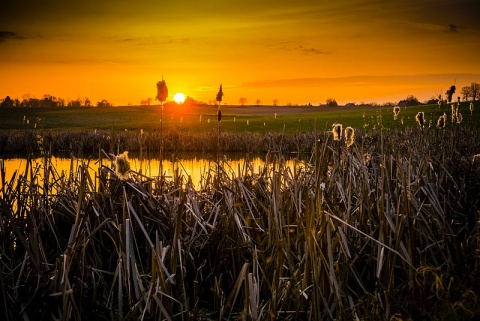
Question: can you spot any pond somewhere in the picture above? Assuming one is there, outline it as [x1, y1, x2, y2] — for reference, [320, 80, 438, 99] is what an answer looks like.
[0, 153, 309, 189]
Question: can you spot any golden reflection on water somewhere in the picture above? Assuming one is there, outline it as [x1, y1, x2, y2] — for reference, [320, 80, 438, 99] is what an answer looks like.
[1, 156, 303, 189]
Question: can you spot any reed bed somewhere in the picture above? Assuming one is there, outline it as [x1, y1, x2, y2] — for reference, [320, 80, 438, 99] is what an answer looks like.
[1, 126, 480, 320]
[0, 130, 318, 157]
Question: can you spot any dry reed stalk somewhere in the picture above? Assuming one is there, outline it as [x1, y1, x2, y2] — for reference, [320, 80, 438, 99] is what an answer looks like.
[1, 126, 480, 320]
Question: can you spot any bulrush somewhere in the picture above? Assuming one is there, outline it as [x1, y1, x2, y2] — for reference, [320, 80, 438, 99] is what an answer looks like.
[156, 79, 168, 103]
[393, 106, 400, 120]
[344, 126, 355, 147]
[473, 154, 480, 163]
[363, 152, 372, 168]
[457, 112, 463, 124]
[470, 102, 474, 115]
[451, 104, 458, 123]
[216, 84, 223, 103]
[332, 123, 343, 141]
[415, 112, 425, 129]
[114, 151, 130, 180]
[437, 113, 447, 128]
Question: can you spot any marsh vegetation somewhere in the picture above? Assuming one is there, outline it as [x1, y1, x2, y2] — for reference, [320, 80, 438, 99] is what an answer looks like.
[1, 123, 479, 320]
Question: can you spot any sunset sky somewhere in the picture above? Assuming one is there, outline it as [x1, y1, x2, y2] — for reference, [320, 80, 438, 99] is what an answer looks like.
[1, 0, 480, 106]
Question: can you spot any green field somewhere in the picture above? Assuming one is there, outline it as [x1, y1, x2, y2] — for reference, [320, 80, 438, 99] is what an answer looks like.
[1, 102, 478, 133]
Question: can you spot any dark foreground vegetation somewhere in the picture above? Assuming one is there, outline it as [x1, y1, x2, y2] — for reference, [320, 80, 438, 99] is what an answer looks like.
[1, 125, 480, 320]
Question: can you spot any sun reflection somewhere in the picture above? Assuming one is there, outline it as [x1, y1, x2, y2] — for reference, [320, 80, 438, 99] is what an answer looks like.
[1, 156, 302, 189]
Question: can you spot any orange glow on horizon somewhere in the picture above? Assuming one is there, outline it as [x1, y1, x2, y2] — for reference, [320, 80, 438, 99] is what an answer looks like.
[0, 1, 479, 106]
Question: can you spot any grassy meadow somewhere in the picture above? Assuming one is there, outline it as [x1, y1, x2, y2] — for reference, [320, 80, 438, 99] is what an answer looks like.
[1, 102, 480, 320]
[1, 102, 479, 133]
[0, 102, 479, 157]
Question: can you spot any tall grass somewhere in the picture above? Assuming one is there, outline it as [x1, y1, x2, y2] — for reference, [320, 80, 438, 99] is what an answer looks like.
[1, 126, 480, 320]
[0, 130, 318, 157]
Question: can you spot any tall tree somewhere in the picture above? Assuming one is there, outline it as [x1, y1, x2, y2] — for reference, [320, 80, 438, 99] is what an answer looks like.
[470, 82, 480, 101]
[326, 98, 338, 107]
[239, 97, 247, 106]
[0, 96, 13, 108]
[461, 86, 471, 101]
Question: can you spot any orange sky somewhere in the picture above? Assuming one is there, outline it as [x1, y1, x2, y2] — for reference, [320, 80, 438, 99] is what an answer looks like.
[1, 0, 480, 106]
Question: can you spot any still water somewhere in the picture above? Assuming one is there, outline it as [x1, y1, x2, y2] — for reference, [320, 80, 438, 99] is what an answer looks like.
[1, 155, 306, 188]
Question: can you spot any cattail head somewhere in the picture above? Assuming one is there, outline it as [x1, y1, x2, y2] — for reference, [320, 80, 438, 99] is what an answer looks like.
[114, 151, 130, 180]
[363, 152, 372, 168]
[156, 79, 168, 103]
[415, 112, 425, 129]
[344, 126, 355, 147]
[437, 113, 446, 128]
[456, 112, 463, 124]
[446, 85, 456, 102]
[332, 123, 342, 141]
[216, 84, 223, 103]
[473, 154, 480, 164]
[393, 106, 400, 120]
[470, 102, 474, 115]
[217, 108, 222, 122]
[451, 106, 457, 123]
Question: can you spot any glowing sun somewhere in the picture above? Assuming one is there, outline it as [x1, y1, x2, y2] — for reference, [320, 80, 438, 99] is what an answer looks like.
[173, 93, 186, 104]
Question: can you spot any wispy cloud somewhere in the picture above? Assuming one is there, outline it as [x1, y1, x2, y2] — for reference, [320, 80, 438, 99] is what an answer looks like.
[268, 41, 330, 55]
[0, 31, 27, 42]
[242, 74, 480, 89]
[115, 36, 190, 47]
[299, 46, 329, 55]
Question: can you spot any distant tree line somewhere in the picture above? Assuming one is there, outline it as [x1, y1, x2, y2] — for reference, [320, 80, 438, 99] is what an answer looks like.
[0, 94, 112, 108]
[2, 82, 479, 109]
[460, 83, 480, 102]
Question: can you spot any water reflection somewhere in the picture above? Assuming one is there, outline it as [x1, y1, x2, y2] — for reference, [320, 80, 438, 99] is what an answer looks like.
[1, 154, 307, 188]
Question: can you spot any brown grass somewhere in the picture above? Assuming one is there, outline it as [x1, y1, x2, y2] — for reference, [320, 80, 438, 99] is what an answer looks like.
[1, 126, 480, 320]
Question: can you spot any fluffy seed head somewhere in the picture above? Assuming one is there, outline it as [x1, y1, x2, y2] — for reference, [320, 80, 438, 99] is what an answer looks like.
[363, 153, 372, 168]
[115, 151, 130, 180]
[456, 112, 463, 124]
[437, 113, 446, 128]
[473, 154, 480, 163]
[344, 126, 355, 147]
[393, 106, 400, 120]
[332, 123, 343, 141]
[415, 112, 425, 129]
